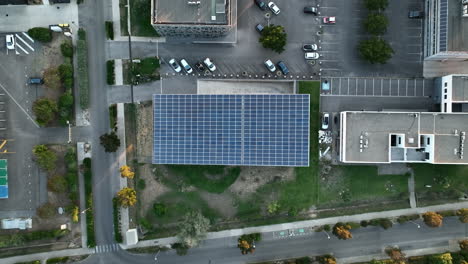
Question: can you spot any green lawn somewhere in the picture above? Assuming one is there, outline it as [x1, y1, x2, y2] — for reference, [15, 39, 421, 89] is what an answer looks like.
[166, 165, 241, 194]
[319, 166, 409, 205]
[130, 0, 159, 37]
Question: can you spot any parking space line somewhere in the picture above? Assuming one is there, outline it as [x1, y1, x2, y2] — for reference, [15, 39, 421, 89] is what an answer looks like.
[355, 78, 357, 95]
[373, 78, 375, 96]
[15, 43, 29, 54]
[406, 79, 408, 96]
[364, 79, 366, 96]
[389, 79, 392, 95]
[397, 79, 400, 96]
[423, 79, 425, 96]
[381, 79, 383, 95]
[331, 78, 334, 94]
[22, 32, 34, 42]
[339, 78, 342, 95]
[347, 78, 350, 95]
[15, 34, 34, 51]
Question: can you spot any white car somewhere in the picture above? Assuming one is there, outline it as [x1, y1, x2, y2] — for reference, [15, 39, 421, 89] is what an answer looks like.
[264, 59, 276, 72]
[169, 58, 182, 73]
[5, 35, 15, 50]
[180, 59, 193, 74]
[305, 52, 320, 60]
[322, 113, 329, 130]
[268, 2, 280, 15]
[203, 58, 216, 72]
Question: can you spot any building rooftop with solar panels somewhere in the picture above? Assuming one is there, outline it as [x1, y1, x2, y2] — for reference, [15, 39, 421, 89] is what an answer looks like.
[0, 160, 8, 199]
[424, 0, 468, 60]
[153, 94, 310, 167]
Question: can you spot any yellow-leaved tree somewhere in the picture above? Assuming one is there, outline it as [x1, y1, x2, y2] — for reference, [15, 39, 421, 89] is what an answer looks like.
[116, 187, 137, 207]
[119, 165, 135, 179]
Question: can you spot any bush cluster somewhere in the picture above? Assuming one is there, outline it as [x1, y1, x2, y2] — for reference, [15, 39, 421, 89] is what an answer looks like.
[107, 60, 115, 85]
[0, 229, 68, 248]
[60, 41, 73, 58]
[105, 21, 114, 40]
[83, 157, 95, 247]
[27, 27, 52, 42]
[112, 197, 123, 243]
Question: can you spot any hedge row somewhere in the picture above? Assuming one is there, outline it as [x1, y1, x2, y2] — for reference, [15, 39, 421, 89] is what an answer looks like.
[83, 157, 95, 247]
[77, 29, 89, 109]
[105, 21, 114, 40]
[107, 60, 115, 85]
[0, 229, 68, 248]
[113, 197, 123, 243]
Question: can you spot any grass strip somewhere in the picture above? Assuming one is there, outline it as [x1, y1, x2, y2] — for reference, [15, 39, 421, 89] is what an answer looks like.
[83, 158, 95, 247]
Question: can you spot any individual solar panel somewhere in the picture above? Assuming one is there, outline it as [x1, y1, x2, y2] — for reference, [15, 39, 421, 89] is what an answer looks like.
[439, 0, 448, 52]
[153, 94, 310, 166]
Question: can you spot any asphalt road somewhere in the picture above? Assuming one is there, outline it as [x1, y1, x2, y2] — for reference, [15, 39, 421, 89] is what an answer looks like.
[78, 217, 467, 264]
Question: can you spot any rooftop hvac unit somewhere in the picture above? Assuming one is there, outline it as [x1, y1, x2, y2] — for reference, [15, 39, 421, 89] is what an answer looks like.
[408, 137, 415, 144]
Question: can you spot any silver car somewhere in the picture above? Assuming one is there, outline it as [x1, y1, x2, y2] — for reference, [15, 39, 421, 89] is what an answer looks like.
[169, 58, 182, 73]
[268, 2, 280, 15]
[5, 35, 15, 50]
[264, 59, 276, 72]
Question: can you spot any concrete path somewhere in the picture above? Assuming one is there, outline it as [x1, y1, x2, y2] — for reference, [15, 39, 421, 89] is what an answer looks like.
[116, 103, 129, 242]
[408, 173, 417, 208]
[126, 200, 468, 249]
[2, 248, 94, 264]
[114, 59, 123, 85]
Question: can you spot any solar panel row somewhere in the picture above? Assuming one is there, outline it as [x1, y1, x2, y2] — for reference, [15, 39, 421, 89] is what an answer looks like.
[439, 0, 448, 52]
[153, 94, 310, 167]
[0, 159, 7, 199]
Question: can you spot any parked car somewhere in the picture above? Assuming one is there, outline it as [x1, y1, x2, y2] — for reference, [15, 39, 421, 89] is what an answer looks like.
[169, 58, 182, 73]
[323, 16, 336, 24]
[5, 35, 14, 50]
[303, 44, 318, 51]
[255, 0, 267, 10]
[305, 52, 319, 60]
[204, 58, 216, 72]
[408, 10, 424, 18]
[268, 2, 280, 15]
[28, 77, 44, 85]
[180, 59, 193, 74]
[322, 113, 329, 130]
[256, 24, 265, 33]
[264, 59, 276, 72]
[303, 6, 318, 15]
[277, 61, 289, 75]
[195, 62, 206, 72]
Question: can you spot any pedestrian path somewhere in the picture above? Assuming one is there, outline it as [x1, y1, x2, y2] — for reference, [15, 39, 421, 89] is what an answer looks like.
[94, 244, 121, 254]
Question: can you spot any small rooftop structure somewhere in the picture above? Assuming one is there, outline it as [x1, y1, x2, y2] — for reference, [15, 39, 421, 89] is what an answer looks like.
[340, 111, 468, 164]
[125, 229, 138, 246]
[1, 218, 32, 230]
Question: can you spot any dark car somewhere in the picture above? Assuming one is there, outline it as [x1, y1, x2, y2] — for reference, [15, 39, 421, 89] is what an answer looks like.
[255, 0, 267, 10]
[28, 77, 44, 85]
[255, 23, 264, 33]
[277, 61, 289, 75]
[195, 62, 206, 72]
[408, 10, 424, 18]
[303, 6, 318, 15]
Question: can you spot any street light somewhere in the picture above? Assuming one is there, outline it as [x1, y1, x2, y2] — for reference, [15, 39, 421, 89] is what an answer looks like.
[323, 230, 331, 239]
[154, 249, 160, 262]
[81, 208, 91, 214]
[409, 220, 421, 228]
[66, 120, 72, 144]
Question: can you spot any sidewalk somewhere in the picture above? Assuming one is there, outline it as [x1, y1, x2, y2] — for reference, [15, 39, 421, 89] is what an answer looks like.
[116, 103, 129, 242]
[2, 248, 94, 264]
[77, 142, 92, 248]
[125, 201, 468, 249]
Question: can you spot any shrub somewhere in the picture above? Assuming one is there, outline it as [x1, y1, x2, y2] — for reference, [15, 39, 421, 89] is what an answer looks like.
[109, 104, 117, 129]
[423, 212, 443, 227]
[360, 220, 369, 227]
[112, 197, 123, 243]
[153, 203, 167, 216]
[116, 187, 137, 207]
[44, 67, 62, 90]
[37, 202, 56, 218]
[397, 214, 420, 224]
[107, 60, 115, 85]
[27, 27, 52, 42]
[105, 21, 114, 40]
[459, 240, 468, 251]
[332, 223, 352, 240]
[100, 132, 121, 152]
[60, 41, 73, 58]
[58, 63, 74, 90]
[323, 224, 331, 232]
[379, 218, 393, 229]
[296, 257, 312, 264]
[47, 175, 67, 193]
[33, 98, 58, 126]
[32, 144, 57, 171]
[137, 179, 146, 190]
[78, 28, 86, 40]
[456, 209, 468, 223]
[46, 257, 69, 264]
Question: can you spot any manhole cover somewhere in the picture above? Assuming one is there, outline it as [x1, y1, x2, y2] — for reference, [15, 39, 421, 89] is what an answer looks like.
[309, 60, 316, 65]
[276, 71, 281, 76]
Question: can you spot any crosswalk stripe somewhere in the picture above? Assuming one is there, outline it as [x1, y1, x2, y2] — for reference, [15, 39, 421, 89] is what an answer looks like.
[15, 34, 34, 51]
[94, 244, 121, 254]
[15, 43, 29, 54]
[22, 32, 34, 43]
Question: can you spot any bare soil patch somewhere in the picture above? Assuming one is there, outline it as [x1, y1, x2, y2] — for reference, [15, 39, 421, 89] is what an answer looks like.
[137, 164, 170, 216]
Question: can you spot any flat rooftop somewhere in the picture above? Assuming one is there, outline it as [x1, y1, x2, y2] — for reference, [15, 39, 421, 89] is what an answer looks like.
[447, 0, 468, 51]
[342, 112, 468, 164]
[153, 0, 228, 24]
[452, 75, 468, 102]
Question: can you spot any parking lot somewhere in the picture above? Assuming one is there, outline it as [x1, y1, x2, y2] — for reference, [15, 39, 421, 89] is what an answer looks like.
[322, 77, 433, 97]
[119, 0, 426, 79]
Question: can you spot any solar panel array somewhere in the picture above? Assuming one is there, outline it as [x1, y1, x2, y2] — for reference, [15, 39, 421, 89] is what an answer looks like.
[439, 0, 448, 52]
[153, 94, 310, 166]
[0, 160, 8, 199]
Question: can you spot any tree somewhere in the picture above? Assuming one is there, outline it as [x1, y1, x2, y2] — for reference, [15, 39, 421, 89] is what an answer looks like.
[267, 201, 280, 214]
[37, 202, 56, 218]
[456, 208, 468, 223]
[32, 145, 57, 171]
[27, 27, 52, 42]
[33, 98, 58, 126]
[178, 211, 210, 248]
[58, 63, 74, 90]
[364, 0, 388, 10]
[259, 25, 287, 53]
[116, 187, 137, 207]
[47, 175, 67, 193]
[385, 247, 406, 264]
[71, 206, 79, 223]
[459, 240, 468, 251]
[423, 212, 443, 227]
[332, 223, 352, 240]
[153, 202, 167, 216]
[363, 13, 388, 35]
[99, 132, 121, 152]
[428, 253, 453, 264]
[318, 255, 337, 264]
[44, 67, 62, 90]
[60, 41, 74, 58]
[120, 165, 135, 179]
[358, 37, 394, 64]
[237, 234, 262, 254]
